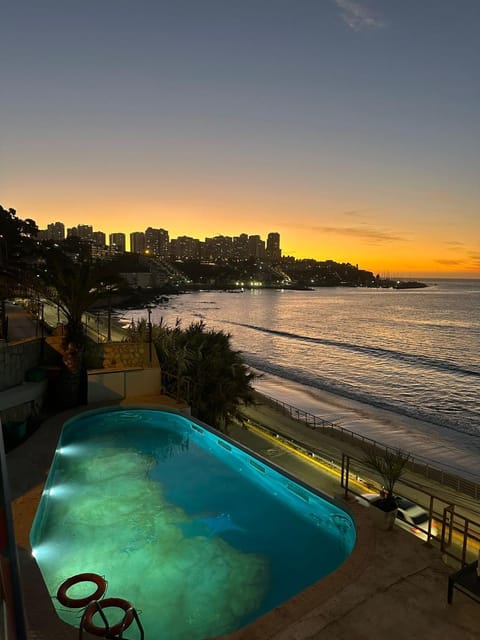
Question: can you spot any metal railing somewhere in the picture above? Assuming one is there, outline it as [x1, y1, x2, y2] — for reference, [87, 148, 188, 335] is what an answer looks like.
[340, 452, 480, 568]
[260, 393, 480, 500]
[441, 505, 480, 567]
[242, 414, 479, 565]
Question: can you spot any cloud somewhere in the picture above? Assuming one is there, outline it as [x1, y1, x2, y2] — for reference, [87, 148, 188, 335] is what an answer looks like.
[334, 0, 386, 31]
[342, 209, 371, 217]
[444, 241, 466, 248]
[282, 222, 405, 244]
[468, 252, 480, 269]
[435, 259, 466, 266]
[436, 250, 480, 271]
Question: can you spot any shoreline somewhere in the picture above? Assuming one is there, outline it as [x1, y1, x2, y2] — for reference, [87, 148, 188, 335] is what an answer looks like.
[110, 309, 479, 480]
[251, 371, 480, 482]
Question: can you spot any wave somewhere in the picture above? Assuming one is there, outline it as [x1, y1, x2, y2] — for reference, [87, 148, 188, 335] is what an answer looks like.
[244, 353, 480, 440]
[226, 321, 480, 378]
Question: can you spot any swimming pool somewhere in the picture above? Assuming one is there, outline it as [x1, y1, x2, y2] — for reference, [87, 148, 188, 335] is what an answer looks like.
[30, 407, 356, 640]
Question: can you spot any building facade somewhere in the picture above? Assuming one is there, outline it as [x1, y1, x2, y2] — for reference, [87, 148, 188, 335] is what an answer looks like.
[145, 227, 169, 257]
[109, 233, 126, 253]
[130, 232, 146, 255]
[266, 232, 281, 263]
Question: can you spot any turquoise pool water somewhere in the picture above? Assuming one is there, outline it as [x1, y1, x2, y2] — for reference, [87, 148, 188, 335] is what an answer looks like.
[30, 408, 356, 640]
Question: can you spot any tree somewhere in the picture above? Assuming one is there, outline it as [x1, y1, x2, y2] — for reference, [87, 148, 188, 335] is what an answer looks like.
[363, 445, 411, 511]
[0, 205, 38, 338]
[126, 319, 256, 430]
[0, 205, 38, 267]
[35, 245, 121, 406]
[181, 321, 256, 430]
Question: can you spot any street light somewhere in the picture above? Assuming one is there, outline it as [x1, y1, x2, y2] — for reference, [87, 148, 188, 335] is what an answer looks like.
[35, 294, 40, 337]
[0, 234, 8, 266]
[147, 307, 152, 363]
[40, 302, 45, 360]
[107, 287, 112, 342]
[103, 283, 118, 342]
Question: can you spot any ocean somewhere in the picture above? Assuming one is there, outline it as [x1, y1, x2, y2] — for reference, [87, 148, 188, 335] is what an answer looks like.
[118, 279, 480, 481]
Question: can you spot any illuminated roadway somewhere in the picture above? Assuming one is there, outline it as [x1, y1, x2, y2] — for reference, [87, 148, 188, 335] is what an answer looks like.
[228, 420, 480, 556]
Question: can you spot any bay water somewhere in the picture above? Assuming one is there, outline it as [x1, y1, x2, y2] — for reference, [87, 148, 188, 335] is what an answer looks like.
[118, 279, 480, 480]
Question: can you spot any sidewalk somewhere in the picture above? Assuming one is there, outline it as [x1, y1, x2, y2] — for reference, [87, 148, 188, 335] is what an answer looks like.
[3, 302, 38, 341]
[240, 393, 480, 523]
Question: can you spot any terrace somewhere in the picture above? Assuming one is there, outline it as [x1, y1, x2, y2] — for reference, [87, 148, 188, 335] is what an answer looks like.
[2, 304, 479, 639]
[5, 401, 480, 640]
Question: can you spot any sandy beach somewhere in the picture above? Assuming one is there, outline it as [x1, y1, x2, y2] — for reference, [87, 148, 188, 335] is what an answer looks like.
[253, 371, 480, 483]
[111, 307, 480, 481]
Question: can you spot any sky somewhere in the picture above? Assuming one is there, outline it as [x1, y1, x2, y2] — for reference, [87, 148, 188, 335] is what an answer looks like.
[1, 0, 479, 278]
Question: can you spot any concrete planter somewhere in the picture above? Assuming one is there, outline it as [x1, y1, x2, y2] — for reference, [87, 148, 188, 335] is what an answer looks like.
[370, 505, 398, 531]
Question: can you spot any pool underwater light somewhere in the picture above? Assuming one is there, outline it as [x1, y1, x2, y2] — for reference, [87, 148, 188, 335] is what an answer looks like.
[43, 484, 75, 500]
[57, 445, 85, 457]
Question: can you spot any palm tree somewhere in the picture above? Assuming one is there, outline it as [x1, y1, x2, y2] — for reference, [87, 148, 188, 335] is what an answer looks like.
[36, 247, 120, 406]
[182, 322, 255, 430]
[363, 445, 411, 511]
[127, 319, 256, 430]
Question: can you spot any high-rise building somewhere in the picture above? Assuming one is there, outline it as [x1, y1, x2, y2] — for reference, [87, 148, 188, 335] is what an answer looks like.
[170, 236, 201, 260]
[109, 233, 126, 253]
[77, 225, 94, 240]
[248, 235, 265, 260]
[202, 235, 233, 261]
[266, 232, 281, 263]
[130, 231, 146, 254]
[145, 227, 169, 257]
[92, 231, 106, 247]
[232, 234, 249, 260]
[46, 222, 65, 241]
[67, 225, 93, 240]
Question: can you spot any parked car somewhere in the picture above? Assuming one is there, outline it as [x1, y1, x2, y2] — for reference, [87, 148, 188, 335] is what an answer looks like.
[394, 496, 438, 540]
[356, 493, 438, 541]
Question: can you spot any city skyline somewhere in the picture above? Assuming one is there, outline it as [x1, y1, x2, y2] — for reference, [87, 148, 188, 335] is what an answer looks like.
[2, 1, 479, 278]
[39, 220, 283, 262]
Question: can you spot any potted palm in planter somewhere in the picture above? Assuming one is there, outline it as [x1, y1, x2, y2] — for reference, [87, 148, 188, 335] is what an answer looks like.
[362, 445, 411, 530]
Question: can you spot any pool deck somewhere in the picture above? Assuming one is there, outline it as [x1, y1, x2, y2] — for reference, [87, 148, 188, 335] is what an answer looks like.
[8, 401, 480, 640]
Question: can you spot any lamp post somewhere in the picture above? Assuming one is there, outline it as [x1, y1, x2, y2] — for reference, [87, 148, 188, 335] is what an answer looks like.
[107, 286, 112, 342]
[40, 302, 45, 360]
[35, 294, 40, 337]
[0, 234, 7, 265]
[147, 307, 152, 363]
[104, 283, 118, 342]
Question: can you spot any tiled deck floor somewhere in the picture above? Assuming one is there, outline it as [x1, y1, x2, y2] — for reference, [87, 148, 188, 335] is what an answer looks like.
[8, 402, 480, 640]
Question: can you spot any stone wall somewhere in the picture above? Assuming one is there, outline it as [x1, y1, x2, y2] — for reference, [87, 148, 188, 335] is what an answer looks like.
[87, 342, 162, 403]
[102, 342, 158, 369]
[0, 338, 41, 391]
[47, 337, 158, 371]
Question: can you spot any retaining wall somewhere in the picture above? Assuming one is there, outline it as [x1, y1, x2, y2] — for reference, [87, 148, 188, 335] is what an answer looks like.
[88, 367, 162, 403]
[0, 339, 41, 391]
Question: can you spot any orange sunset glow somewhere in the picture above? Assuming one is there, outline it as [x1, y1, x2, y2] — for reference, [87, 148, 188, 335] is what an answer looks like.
[2, 1, 479, 279]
